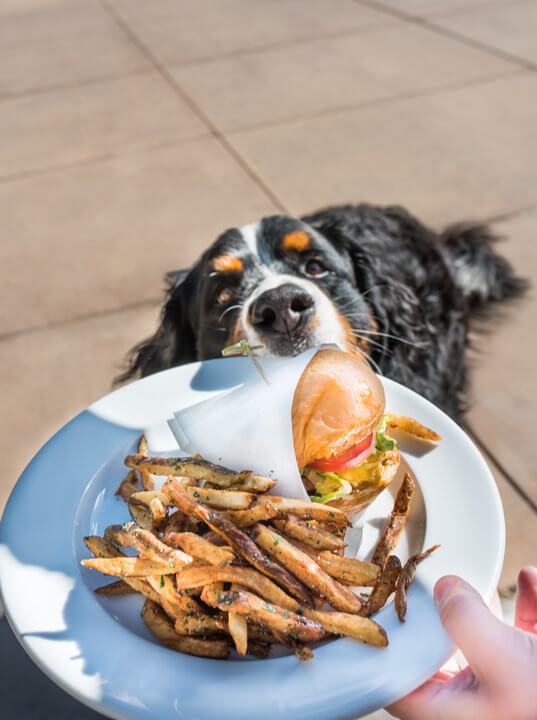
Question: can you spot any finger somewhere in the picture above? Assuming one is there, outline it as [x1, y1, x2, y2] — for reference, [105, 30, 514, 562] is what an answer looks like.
[515, 566, 537, 634]
[386, 672, 484, 720]
[434, 575, 527, 687]
[386, 678, 445, 720]
[488, 590, 503, 621]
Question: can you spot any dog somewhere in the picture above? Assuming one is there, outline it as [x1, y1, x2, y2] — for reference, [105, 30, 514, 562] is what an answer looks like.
[118, 204, 526, 420]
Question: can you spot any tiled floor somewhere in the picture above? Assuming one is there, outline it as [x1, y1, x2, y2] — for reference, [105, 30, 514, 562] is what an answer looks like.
[1, 0, 536, 717]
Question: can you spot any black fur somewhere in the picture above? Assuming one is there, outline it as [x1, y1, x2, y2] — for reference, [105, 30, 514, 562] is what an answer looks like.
[117, 204, 526, 420]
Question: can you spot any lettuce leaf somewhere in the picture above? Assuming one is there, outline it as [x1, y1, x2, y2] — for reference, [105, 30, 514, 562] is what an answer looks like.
[309, 470, 352, 504]
[376, 415, 396, 452]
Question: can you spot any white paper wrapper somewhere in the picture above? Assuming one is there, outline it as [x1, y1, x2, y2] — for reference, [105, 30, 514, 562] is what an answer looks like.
[169, 346, 323, 500]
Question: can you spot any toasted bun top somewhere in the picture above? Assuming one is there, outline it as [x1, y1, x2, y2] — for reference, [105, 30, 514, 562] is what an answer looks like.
[292, 348, 385, 469]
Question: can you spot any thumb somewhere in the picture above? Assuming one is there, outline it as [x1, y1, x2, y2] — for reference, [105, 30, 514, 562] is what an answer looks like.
[515, 566, 537, 634]
[434, 575, 523, 687]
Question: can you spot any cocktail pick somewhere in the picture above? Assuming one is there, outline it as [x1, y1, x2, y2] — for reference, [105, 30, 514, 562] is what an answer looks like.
[222, 339, 270, 385]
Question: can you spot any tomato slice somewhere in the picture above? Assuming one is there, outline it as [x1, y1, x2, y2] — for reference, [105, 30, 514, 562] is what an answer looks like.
[308, 432, 375, 473]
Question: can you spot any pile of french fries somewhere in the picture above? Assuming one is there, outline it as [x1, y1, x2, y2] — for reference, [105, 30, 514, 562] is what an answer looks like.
[82, 433, 438, 661]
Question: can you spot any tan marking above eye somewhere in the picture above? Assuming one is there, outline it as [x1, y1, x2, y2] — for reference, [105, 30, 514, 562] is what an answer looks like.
[282, 230, 310, 252]
[212, 255, 243, 273]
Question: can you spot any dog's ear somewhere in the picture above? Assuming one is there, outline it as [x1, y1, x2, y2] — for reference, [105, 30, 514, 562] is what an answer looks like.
[115, 266, 198, 384]
[439, 223, 527, 308]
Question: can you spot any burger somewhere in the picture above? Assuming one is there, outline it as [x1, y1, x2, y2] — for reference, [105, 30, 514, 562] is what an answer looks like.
[292, 348, 400, 516]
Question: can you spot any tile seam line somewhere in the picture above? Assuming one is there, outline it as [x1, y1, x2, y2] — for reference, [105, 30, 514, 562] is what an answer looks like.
[0, 299, 162, 343]
[464, 423, 537, 515]
[99, 0, 288, 215]
[353, 0, 537, 71]
[222, 67, 526, 137]
[3, 202, 536, 342]
[0, 66, 154, 104]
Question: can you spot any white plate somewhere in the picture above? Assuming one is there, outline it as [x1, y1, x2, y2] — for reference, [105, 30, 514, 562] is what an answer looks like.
[0, 358, 504, 720]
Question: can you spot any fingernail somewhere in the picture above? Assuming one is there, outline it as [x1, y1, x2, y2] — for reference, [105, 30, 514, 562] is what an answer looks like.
[434, 575, 460, 608]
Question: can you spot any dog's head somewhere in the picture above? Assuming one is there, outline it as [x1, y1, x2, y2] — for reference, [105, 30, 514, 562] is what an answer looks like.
[122, 213, 383, 379]
[193, 215, 376, 359]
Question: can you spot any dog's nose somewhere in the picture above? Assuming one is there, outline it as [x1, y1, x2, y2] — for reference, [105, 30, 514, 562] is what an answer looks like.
[249, 284, 314, 335]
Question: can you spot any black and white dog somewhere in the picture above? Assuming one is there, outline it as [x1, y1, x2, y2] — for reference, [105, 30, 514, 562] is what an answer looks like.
[119, 204, 525, 420]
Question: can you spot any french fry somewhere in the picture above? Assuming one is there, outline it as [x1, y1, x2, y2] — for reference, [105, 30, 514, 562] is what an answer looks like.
[258, 496, 350, 530]
[138, 435, 149, 456]
[202, 530, 227, 546]
[83, 536, 162, 603]
[146, 572, 204, 617]
[306, 609, 387, 646]
[187, 486, 254, 510]
[94, 579, 136, 596]
[227, 475, 277, 493]
[122, 525, 194, 570]
[137, 434, 155, 491]
[250, 524, 362, 614]
[202, 587, 324, 643]
[371, 474, 415, 569]
[164, 480, 312, 606]
[163, 511, 187, 534]
[162, 531, 236, 568]
[84, 534, 123, 558]
[272, 514, 347, 552]
[289, 641, 314, 661]
[385, 414, 441, 442]
[366, 555, 402, 616]
[141, 600, 229, 659]
[128, 503, 155, 531]
[114, 475, 154, 530]
[175, 565, 300, 612]
[174, 611, 226, 637]
[395, 545, 440, 623]
[149, 497, 167, 520]
[246, 624, 279, 644]
[133, 487, 255, 512]
[82, 557, 181, 577]
[228, 583, 248, 656]
[223, 501, 279, 528]
[125, 454, 252, 485]
[115, 470, 139, 499]
[247, 641, 272, 658]
[313, 552, 379, 587]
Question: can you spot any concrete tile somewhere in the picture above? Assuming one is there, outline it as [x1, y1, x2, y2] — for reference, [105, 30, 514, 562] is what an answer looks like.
[0, 305, 159, 517]
[0, 0, 148, 97]
[229, 72, 537, 225]
[467, 208, 537, 506]
[110, 0, 389, 66]
[366, 0, 506, 18]
[172, 21, 513, 131]
[0, 72, 208, 179]
[494, 466, 537, 590]
[438, 1, 537, 66]
[0, 137, 278, 335]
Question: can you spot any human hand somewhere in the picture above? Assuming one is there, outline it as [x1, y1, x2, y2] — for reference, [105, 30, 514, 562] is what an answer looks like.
[387, 566, 537, 720]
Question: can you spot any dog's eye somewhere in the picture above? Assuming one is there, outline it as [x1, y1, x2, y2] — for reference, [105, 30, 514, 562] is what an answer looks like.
[304, 258, 327, 277]
[216, 287, 236, 305]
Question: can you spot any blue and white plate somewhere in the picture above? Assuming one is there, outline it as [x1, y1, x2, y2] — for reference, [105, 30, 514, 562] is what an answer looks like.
[0, 358, 504, 720]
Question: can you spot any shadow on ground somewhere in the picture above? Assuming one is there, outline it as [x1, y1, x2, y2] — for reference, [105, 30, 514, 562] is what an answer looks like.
[1, 617, 105, 720]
